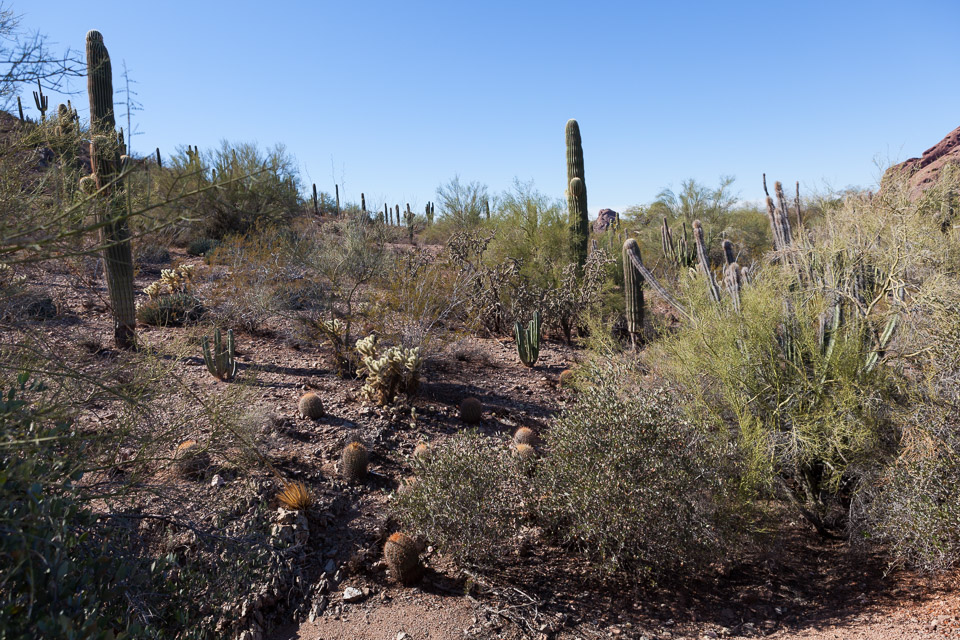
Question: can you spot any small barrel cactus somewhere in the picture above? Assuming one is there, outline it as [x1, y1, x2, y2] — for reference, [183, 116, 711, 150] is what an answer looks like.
[460, 397, 482, 424]
[513, 443, 536, 460]
[513, 427, 538, 446]
[341, 441, 369, 483]
[397, 476, 418, 496]
[559, 369, 575, 388]
[173, 439, 209, 479]
[384, 532, 422, 585]
[413, 442, 431, 465]
[298, 392, 324, 419]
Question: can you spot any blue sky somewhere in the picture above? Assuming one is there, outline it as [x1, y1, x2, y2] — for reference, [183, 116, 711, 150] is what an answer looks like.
[23, 0, 960, 215]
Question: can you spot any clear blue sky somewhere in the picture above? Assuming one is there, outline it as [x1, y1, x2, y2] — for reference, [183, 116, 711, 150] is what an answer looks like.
[22, 0, 960, 215]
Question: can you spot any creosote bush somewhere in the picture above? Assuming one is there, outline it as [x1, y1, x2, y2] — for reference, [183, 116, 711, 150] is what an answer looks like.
[393, 430, 529, 566]
[537, 356, 749, 580]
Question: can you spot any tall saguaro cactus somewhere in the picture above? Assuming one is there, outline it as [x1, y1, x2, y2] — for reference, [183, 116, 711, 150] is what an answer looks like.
[87, 30, 136, 349]
[566, 119, 589, 272]
[622, 238, 645, 350]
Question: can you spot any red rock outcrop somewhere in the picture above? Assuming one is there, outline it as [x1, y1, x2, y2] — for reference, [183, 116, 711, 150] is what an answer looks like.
[884, 125, 960, 198]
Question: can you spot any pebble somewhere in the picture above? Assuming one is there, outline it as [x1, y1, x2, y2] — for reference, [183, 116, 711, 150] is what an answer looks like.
[210, 474, 225, 488]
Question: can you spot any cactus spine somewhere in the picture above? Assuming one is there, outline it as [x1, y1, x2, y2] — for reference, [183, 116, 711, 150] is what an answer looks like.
[622, 238, 645, 349]
[566, 119, 588, 272]
[513, 311, 541, 367]
[87, 30, 136, 349]
[202, 328, 237, 380]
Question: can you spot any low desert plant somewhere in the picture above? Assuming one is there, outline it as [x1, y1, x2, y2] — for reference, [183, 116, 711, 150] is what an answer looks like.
[459, 396, 482, 424]
[341, 441, 369, 483]
[201, 328, 237, 381]
[277, 481, 313, 511]
[537, 356, 749, 580]
[356, 335, 421, 405]
[298, 392, 324, 419]
[383, 532, 422, 585]
[393, 430, 528, 566]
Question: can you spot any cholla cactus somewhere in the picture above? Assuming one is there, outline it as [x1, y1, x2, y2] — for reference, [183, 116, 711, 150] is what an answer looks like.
[143, 264, 195, 300]
[356, 335, 422, 405]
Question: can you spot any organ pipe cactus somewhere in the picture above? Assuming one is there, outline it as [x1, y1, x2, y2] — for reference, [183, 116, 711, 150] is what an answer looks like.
[566, 119, 589, 272]
[692, 220, 722, 303]
[622, 239, 645, 349]
[514, 311, 541, 367]
[202, 328, 237, 381]
[87, 30, 137, 349]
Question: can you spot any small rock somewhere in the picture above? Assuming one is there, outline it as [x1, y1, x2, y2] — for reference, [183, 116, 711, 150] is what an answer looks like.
[342, 586, 363, 603]
[397, 633, 412, 640]
[211, 474, 225, 488]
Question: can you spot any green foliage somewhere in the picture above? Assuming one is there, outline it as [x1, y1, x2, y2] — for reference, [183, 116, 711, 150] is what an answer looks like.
[513, 310, 540, 367]
[565, 119, 588, 271]
[537, 357, 748, 580]
[393, 430, 528, 566]
[136, 292, 204, 326]
[201, 328, 236, 381]
[435, 175, 489, 228]
[186, 237, 218, 257]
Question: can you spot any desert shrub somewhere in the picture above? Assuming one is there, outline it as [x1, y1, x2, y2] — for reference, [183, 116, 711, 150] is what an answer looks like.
[370, 245, 478, 356]
[287, 215, 387, 371]
[206, 227, 326, 333]
[435, 175, 490, 228]
[648, 167, 960, 540]
[537, 356, 748, 580]
[186, 236, 218, 257]
[852, 405, 960, 572]
[393, 430, 529, 566]
[136, 292, 204, 326]
[136, 242, 171, 265]
[154, 141, 301, 242]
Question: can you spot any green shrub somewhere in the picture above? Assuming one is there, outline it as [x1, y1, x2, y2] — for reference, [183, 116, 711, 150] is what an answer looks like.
[186, 236, 218, 257]
[136, 292, 204, 326]
[537, 356, 748, 580]
[393, 430, 529, 566]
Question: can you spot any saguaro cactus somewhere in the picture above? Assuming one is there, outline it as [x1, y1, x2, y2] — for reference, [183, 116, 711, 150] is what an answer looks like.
[312, 183, 319, 216]
[566, 119, 588, 272]
[16, 96, 24, 122]
[335, 184, 340, 217]
[33, 79, 48, 121]
[87, 30, 136, 349]
[622, 238, 645, 349]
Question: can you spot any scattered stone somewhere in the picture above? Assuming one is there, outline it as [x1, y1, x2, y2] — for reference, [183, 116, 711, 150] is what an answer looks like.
[342, 586, 363, 603]
[210, 474, 225, 488]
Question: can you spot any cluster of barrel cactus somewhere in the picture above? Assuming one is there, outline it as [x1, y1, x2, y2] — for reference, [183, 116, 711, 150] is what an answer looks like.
[356, 335, 422, 405]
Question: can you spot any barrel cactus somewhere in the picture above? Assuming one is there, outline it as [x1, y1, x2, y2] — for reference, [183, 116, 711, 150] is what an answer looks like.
[513, 427, 538, 446]
[384, 532, 422, 585]
[173, 439, 210, 479]
[341, 441, 369, 483]
[298, 392, 325, 419]
[460, 397, 482, 424]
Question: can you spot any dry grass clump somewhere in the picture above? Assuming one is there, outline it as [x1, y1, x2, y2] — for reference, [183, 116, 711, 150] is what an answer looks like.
[277, 481, 313, 511]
